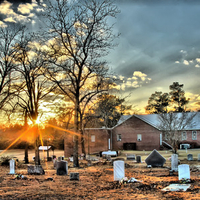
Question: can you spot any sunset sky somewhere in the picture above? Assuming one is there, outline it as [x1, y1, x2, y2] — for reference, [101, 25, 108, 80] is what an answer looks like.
[1, 0, 200, 115]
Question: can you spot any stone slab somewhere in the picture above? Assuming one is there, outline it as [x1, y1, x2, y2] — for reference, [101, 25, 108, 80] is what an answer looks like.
[162, 184, 191, 192]
[27, 165, 45, 175]
[145, 149, 166, 167]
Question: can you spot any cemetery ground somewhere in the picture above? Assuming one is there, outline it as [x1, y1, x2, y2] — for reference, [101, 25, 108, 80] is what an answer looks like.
[0, 149, 200, 199]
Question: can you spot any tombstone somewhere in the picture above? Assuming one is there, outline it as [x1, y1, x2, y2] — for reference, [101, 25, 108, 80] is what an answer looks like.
[47, 157, 52, 161]
[136, 155, 141, 163]
[53, 158, 57, 169]
[187, 154, 193, 161]
[58, 156, 64, 161]
[113, 160, 125, 181]
[171, 154, 178, 172]
[56, 161, 68, 175]
[198, 154, 200, 161]
[162, 184, 191, 192]
[69, 157, 73, 162]
[145, 149, 166, 167]
[178, 164, 190, 180]
[126, 154, 135, 160]
[70, 172, 79, 180]
[28, 165, 45, 175]
[9, 159, 15, 174]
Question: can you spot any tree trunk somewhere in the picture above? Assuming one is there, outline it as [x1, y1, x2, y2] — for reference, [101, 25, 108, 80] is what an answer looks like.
[24, 109, 29, 164]
[24, 142, 29, 164]
[34, 125, 40, 166]
[80, 115, 86, 159]
[73, 100, 79, 167]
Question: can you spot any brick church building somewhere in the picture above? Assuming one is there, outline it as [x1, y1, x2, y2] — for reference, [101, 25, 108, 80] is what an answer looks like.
[64, 113, 200, 157]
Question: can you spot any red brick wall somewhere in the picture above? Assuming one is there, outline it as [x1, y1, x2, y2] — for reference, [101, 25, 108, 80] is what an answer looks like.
[112, 116, 161, 151]
[179, 130, 200, 147]
[64, 129, 110, 156]
[84, 129, 110, 154]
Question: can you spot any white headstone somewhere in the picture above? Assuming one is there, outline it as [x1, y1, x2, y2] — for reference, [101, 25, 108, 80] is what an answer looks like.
[178, 164, 190, 180]
[113, 160, 125, 181]
[171, 154, 178, 171]
[9, 159, 15, 174]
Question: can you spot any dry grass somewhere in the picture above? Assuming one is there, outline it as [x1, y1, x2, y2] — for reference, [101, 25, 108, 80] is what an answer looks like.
[0, 149, 199, 199]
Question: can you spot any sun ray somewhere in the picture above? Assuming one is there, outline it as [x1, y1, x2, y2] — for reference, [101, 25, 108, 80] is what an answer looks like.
[0, 126, 34, 156]
[46, 124, 85, 138]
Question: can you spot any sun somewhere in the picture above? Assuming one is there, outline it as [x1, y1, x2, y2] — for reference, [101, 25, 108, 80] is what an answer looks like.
[36, 117, 41, 125]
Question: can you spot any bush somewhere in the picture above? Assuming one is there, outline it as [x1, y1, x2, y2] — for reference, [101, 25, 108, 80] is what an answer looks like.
[0, 156, 12, 166]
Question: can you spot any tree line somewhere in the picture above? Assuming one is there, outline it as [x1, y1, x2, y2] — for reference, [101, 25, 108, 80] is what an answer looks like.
[145, 82, 189, 114]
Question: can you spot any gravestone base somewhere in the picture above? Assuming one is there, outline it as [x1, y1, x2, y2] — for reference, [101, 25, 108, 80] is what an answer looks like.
[28, 165, 45, 175]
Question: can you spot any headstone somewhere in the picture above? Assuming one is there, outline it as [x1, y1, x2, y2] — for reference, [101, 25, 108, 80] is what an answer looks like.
[178, 164, 190, 180]
[187, 154, 193, 161]
[47, 157, 52, 161]
[9, 159, 15, 174]
[113, 160, 125, 181]
[145, 149, 166, 167]
[126, 154, 135, 160]
[28, 165, 45, 175]
[53, 158, 57, 169]
[198, 154, 200, 161]
[70, 172, 79, 180]
[136, 155, 141, 163]
[58, 156, 63, 161]
[56, 161, 68, 175]
[162, 184, 191, 192]
[171, 154, 178, 171]
[69, 157, 73, 162]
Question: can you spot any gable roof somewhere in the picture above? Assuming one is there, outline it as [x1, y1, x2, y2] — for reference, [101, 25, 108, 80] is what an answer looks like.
[116, 112, 200, 131]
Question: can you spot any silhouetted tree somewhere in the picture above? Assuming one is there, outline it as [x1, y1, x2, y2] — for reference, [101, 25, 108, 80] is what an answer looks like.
[0, 25, 24, 110]
[14, 33, 57, 165]
[87, 93, 132, 128]
[43, 0, 119, 167]
[145, 92, 169, 114]
[169, 82, 189, 112]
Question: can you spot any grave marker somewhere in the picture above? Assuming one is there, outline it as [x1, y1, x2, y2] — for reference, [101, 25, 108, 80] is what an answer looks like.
[56, 161, 68, 175]
[178, 164, 190, 180]
[187, 154, 193, 161]
[113, 160, 125, 181]
[198, 154, 200, 161]
[145, 149, 166, 167]
[136, 155, 141, 163]
[126, 154, 135, 160]
[70, 172, 79, 180]
[171, 154, 178, 171]
[9, 159, 15, 174]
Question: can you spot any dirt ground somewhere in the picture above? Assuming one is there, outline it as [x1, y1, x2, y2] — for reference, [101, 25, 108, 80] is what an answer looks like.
[0, 151, 200, 199]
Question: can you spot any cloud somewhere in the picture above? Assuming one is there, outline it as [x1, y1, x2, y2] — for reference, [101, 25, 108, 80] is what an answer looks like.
[18, 3, 35, 14]
[183, 60, 189, 65]
[0, 0, 44, 26]
[4, 17, 16, 23]
[114, 71, 151, 91]
[0, 20, 7, 27]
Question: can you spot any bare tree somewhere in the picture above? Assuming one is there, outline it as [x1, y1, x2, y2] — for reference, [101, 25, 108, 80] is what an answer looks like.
[42, 0, 119, 167]
[159, 112, 197, 153]
[0, 25, 24, 110]
[14, 33, 57, 165]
